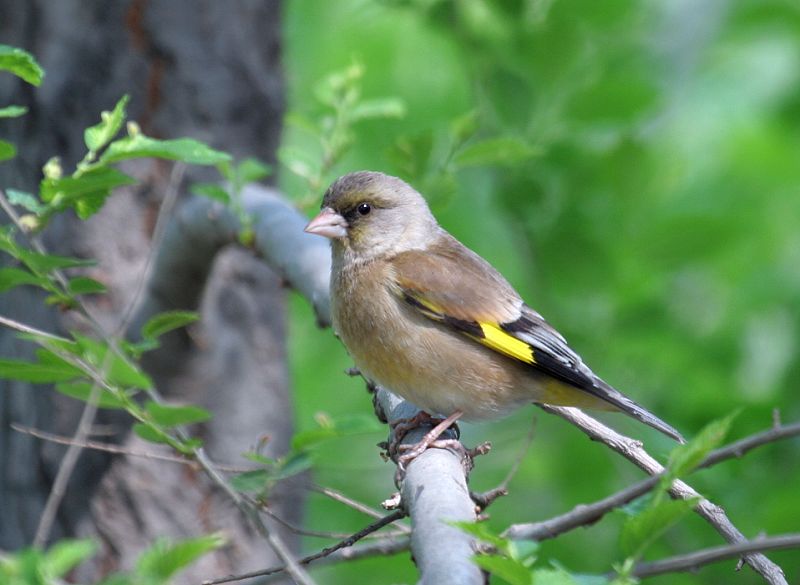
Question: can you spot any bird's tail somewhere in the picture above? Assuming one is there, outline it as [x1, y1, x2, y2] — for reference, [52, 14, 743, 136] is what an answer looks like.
[590, 377, 685, 443]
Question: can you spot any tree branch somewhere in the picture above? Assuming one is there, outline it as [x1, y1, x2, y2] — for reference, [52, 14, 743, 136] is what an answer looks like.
[200, 510, 407, 585]
[504, 417, 800, 542]
[626, 533, 800, 579]
[538, 405, 788, 585]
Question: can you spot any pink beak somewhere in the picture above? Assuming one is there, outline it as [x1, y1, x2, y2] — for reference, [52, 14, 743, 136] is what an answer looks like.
[305, 207, 348, 239]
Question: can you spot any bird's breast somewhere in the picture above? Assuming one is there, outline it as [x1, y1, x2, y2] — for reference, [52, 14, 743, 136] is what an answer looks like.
[330, 260, 534, 420]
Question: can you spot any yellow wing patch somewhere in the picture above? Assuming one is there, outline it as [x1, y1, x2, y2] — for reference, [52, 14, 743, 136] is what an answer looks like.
[477, 322, 536, 364]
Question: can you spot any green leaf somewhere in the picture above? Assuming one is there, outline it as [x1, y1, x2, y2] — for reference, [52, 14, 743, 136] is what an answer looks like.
[84, 95, 130, 152]
[133, 422, 172, 445]
[142, 311, 199, 340]
[453, 136, 540, 168]
[450, 110, 480, 146]
[16, 249, 96, 273]
[230, 469, 272, 492]
[0, 267, 47, 292]
[665, 412, 737, 481]
[0, 105, 27, 118]
[145, 400, 212, 427]
[100, 134, 231, 165]
[531, 568, 583, 585]
[473, 555, 532, 585]
[67, 276, 107, 296]
[620, 497, 699, 558]
[350, 97, 406, 121]
[74, 334, 153, 389]
[0, 357, 81, 383]
[272, 451, 313, 481]
[6, 189, 45, 214]
[0, 139, 16, 162]
[40, 166, 136, 219]
[237, 157, 272, 183]
[136, 534, 225, 580]
[0, 44, 44, 85]
[44, 539, 96, 577]
[55, 381, 128, 409]
[452, 520, 509, 550]
[290, 413, 382, 451]
[190, 183, 231, 204]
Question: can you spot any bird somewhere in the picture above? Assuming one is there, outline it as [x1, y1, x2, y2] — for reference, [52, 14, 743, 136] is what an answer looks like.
[304, 171, 684, 456]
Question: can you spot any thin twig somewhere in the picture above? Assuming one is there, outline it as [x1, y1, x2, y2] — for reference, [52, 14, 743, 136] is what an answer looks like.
[0, 314, 66, 341]
[625, 533, 800, 579]
[32, 383, 101, 547]
[699, 421, 800, 470]
[200, 510, 407, 585]
[538, 405, 788, 585]
[260, 537, 411, 583]
[255, 499, 407, 540]
[309, 484, 411, 534]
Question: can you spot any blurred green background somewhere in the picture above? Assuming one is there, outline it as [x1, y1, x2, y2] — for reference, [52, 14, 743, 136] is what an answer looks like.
[280, 1, 800, 583]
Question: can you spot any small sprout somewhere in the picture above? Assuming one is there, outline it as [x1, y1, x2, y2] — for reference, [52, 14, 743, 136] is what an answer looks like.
[42, 157, 62, 180]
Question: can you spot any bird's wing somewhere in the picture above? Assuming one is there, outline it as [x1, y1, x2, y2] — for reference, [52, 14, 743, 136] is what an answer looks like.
[389, 237, 596, 390]
[389, 238, 685, 442]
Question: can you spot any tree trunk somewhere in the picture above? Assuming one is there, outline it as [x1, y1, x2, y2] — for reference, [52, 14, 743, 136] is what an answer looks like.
[0, 1, 299, 582]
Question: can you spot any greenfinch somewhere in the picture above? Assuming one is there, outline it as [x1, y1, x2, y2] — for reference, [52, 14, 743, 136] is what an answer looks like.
[305, 171, 684, 443]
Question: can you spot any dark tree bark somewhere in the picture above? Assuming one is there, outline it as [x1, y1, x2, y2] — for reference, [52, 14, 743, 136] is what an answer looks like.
[0, 1, 298, 581]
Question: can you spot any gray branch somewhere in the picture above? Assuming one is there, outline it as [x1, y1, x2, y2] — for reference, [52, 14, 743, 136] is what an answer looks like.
[628, 534, 800, 579]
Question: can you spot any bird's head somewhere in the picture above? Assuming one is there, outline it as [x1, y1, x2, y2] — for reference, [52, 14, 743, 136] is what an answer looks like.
[305, 171, 439, 261]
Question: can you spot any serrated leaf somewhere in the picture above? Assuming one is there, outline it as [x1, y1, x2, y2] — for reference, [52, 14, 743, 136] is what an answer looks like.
[67, 276, 107, 295]
[100, 134, 231, 165]
[136, 534, 225, 580]
[55, 381, 128, 409]
[85, 95, 130, 152]
[620, 497, 698, 558]
[0, 139, 16, 162]
[145, 400, 211, 427]
[141, 311, 199, 341]
[190, 183, 231, 204]
[6, 189, 45, 214]
[133, 422, 172, 445]
[473, 555, 532, 585]
[454, 136, 540, 168]
[44, 539, 96, 577]
[237, 157, 272, 183]
[0, 267, 47, 292]
[666, 413, 736, 481]
[230, 469, 272, 492]
[0, 105, 27, 118]
[0, 44, 44, 85]
[0, 358, 80, 383]
[350, 97, 406, 121]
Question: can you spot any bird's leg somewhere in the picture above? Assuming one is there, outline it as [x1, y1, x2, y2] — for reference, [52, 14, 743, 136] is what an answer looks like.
[396, 410, 464, 469]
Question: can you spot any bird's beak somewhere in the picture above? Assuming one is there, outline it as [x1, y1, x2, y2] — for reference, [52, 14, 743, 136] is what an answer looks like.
[304, 207, 348, 239]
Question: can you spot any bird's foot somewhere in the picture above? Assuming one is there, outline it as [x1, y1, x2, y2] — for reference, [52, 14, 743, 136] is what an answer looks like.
[381, 411, 460, 460]
[392, 410, 464, 469]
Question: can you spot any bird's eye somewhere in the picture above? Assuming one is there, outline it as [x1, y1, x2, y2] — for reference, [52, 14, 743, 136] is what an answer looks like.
[357, 202, 371, 216]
